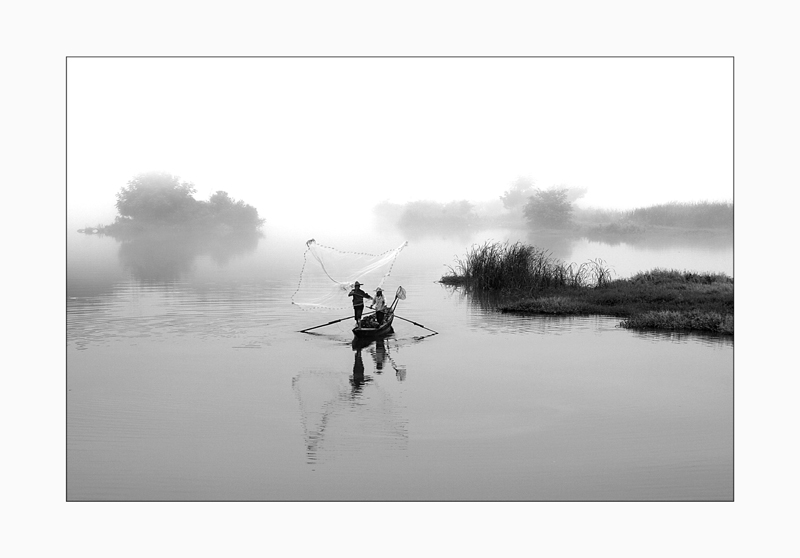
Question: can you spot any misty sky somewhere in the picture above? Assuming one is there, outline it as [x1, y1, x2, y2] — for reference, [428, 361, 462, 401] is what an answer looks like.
[67, 57, 732, 229]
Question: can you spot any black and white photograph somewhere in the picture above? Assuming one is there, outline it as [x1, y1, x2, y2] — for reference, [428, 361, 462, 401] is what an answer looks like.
[66, 56, 733, 502]
[9, 1, 800, 553]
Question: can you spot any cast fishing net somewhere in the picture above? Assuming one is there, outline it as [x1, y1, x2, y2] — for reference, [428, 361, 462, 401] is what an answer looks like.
[291, 239, 408, 311]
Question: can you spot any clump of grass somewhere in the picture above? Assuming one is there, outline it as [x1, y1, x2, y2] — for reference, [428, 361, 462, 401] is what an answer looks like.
[507, 296, 590, 314]
[620, 310, 733, 334]
[441, 241, 612, 291]
[497, 266, 733, 334]
[629, 268, 733, 285]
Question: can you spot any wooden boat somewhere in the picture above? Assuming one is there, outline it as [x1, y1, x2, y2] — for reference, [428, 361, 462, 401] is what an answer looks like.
[352, 310, 394, 338]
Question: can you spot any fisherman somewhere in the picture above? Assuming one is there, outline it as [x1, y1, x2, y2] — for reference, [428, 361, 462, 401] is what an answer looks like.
[373, 287, 387, 325]
[348, 281, 373, 327]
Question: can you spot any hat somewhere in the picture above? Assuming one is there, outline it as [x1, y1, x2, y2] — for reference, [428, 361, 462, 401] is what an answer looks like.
[354, 281, 361, 287]
[376, 287, 383, 292]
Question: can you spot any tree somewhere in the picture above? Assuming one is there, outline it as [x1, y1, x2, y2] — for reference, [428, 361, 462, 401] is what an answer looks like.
[109, 172, 264, 234]
[207, 190, 264, 229]
[559, 185, 588, 204]
[500, 177, 535, 212]
[523, 187, 573, 229]
[115, 172, 199, 223]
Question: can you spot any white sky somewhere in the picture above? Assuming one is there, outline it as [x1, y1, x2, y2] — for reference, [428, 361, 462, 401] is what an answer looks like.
[67, 57, 732, 229]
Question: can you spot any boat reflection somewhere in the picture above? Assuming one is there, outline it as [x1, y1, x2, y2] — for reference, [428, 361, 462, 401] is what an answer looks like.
[352, 335, 407, 382]
[291, 338, 409, 465]
[349, 347, 372, 396]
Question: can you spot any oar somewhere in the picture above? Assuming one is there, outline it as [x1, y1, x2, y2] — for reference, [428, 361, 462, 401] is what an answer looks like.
[299, 315, 354, 333]
[299, 310, 378, 333]
[384, 286, 437, 334]
[392, 314, 438, 335]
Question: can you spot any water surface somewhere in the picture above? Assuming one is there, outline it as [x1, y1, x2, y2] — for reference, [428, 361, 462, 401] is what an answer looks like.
[67, 226, 733, 500]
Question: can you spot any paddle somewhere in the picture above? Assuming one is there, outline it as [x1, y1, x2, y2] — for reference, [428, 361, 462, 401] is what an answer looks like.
[392, 314, 438, 335]
[299, 315, 356, 333]
[299, 285, 437, 335]
[388, 286, 439, 335]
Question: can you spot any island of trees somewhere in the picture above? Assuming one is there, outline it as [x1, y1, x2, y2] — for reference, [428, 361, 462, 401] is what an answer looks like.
[85, 172, 264, 237]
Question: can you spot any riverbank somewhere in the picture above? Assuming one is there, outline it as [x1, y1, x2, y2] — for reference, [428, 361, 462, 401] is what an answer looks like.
[440, 242, 733, 334]
[496, 269, 733, 334]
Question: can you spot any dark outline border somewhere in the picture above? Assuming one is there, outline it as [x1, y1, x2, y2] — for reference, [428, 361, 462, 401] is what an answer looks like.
[66, 55, 735, 503]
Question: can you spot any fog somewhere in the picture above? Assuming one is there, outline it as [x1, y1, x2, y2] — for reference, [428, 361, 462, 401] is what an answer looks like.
[67, 58, 732, 234]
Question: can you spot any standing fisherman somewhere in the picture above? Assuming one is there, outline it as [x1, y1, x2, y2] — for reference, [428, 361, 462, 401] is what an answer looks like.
[373, 287, 387, 324]
[348, 281, 373, 327]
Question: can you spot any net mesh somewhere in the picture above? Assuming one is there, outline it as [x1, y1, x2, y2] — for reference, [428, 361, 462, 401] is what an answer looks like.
[292, 239, 408, 311]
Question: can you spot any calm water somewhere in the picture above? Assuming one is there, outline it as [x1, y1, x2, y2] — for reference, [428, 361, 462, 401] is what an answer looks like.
[67, 225, 733, 501]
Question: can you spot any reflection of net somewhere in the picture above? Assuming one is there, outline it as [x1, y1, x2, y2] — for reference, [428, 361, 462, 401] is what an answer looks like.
[292, 239, 407, 310]
[291, 370, 408, 465]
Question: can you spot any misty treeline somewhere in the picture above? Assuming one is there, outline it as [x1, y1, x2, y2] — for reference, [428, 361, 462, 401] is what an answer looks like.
[98, 172, 264, 237]
[373, 176, 732, 238]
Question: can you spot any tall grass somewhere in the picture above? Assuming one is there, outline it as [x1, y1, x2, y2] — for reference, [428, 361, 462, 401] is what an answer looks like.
[442, 241, 612, 291]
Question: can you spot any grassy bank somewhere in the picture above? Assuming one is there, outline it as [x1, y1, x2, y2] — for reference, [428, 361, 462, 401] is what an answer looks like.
[441, 242, 733, 335]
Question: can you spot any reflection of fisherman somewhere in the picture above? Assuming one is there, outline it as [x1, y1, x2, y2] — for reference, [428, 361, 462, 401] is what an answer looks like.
[350, 348, 369, 396]
[372, 338, 387, 373]
[373, 287, 387, 324]
[348, 281, 373, 327]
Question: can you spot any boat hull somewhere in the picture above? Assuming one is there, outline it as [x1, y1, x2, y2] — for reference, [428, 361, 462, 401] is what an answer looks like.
[352, 313, 394, 338]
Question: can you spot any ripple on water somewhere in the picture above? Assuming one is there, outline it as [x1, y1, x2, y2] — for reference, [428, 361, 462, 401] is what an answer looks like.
[68, 279, 294, 349]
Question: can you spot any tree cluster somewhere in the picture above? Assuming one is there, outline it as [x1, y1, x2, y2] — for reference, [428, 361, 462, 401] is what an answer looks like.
[112, 172, 264, 232]
[523, 187, 574, 229]
[499, 177, 535, 212]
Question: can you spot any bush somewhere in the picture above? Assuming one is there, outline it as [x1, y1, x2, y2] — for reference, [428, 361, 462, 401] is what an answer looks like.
[523, 188, 573, 229]
[500, 177, 535, 212]
[115, 172, 199, 224]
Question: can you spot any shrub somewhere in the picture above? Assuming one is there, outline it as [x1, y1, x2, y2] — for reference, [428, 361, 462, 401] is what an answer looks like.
[523, 188, 573, 229]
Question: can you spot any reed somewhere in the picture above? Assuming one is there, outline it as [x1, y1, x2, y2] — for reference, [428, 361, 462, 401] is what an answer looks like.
[441, 241, 612, 291]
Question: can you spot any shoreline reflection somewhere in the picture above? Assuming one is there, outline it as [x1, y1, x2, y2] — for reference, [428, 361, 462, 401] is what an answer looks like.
[117, 229, 262, 282]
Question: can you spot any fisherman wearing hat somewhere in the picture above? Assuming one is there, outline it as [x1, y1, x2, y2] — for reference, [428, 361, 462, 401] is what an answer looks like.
[348, 281, 373, 327]
[373, 287, 387, 325]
